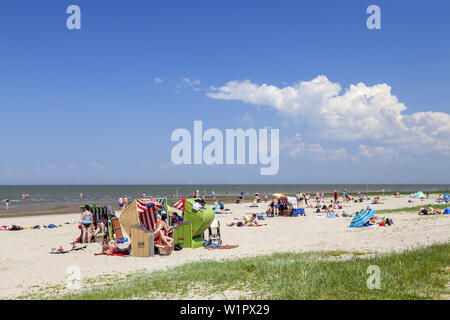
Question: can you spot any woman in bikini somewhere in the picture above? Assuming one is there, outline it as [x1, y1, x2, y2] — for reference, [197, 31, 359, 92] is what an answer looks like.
[154, 213, 174, 247]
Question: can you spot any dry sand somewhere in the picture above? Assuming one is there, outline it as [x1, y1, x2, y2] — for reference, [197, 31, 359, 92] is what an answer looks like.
[1, 194, 449, 298]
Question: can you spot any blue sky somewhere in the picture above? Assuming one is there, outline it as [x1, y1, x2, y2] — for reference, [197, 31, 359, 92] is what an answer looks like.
[0, 0, 449, 184]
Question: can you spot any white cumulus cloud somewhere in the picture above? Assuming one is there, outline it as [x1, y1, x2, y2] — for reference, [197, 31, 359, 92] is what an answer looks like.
[207, 75, 450, 157]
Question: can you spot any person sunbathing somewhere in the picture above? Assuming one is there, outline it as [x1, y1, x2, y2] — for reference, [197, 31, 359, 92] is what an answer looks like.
[372, 197, 384, 204]
[418, 206, 443, 215]
[93, 213, 108, 236]
[368, 216, 394, 226]
[326, 205, 341, 217]
[154, 213, 174, 247]
[246, 214, 266, 226]
[228, 214, 266, 227]
[102, 241, 131, 255]
[212, 202, 229, 214]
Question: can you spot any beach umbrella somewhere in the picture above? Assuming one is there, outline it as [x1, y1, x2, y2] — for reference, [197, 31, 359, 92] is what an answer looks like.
[414, 191, 426, 199]
[349, 210, 376, 228]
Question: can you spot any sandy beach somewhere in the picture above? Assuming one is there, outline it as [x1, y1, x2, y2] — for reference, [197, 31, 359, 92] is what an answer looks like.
[1, 194, 449, 299]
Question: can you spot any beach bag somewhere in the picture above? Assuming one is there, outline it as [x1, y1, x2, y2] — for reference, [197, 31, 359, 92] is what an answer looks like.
[444, 208, 450, 214]
[174, 243, 182, 251]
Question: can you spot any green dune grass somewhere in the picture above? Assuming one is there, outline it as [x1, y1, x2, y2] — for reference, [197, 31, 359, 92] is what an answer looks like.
[58, 243, 449, 300]
[377, 204, 449, 214]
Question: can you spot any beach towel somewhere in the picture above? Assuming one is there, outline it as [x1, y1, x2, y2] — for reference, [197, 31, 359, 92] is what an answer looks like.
[94, 252, 129, 257]
[349, 210, 376, 228]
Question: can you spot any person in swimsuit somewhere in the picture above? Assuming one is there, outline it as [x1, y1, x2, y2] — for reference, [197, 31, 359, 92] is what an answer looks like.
[268, 199, 275, 216]
[154, 213, 174, 247]
[102, 241, 131, 255]
[81, 205, 94, 243]
[227, 214, 265, 227]
[119, 196, 124, 209]
[418, 206, 443, 215]
[93, 212, 108, 236]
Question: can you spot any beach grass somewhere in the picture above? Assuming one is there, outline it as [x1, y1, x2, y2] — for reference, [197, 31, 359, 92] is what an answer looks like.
[57, 243, 450, 300]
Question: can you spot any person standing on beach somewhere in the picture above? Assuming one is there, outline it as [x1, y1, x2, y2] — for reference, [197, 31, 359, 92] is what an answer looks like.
[5, 197, 10, 210]
[119, 196, 124, 210]
[212, 190, 215, 199]
[333, 190, 338, 204]
[343, 189, 349, 202]
[123, 195, 128, 208]
[80, 192, 83, 199]
[81, 206, 94, 243]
